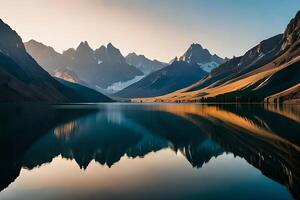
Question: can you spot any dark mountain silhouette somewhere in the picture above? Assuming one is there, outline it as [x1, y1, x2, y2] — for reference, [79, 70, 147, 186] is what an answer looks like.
[116, 61, 208, 98]
[25, 40, 143, 92]
[126, 52, 167, 74]
[56, 78, 112, 102]
[0, 19, 111, 102]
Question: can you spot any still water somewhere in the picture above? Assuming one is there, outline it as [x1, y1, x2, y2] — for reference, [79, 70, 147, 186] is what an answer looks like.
[0, 103, 299, 200]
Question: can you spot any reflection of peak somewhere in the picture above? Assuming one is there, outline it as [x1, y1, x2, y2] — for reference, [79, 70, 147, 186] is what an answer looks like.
[180, 139, 223, 168]
[73, 154, 92, 170]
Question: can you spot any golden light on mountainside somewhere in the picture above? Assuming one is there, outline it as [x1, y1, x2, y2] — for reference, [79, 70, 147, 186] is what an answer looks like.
[133, 55, 300, 103]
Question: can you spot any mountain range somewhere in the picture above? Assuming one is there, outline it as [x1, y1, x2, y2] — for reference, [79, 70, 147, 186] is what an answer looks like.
[0, 19, 111, 103]
[25, 40, 226, 97]
[25, 40, 145, 93]
[0, 10, 299, 103]
[116, 44, 226, 98]
[134, 10, 300, 103]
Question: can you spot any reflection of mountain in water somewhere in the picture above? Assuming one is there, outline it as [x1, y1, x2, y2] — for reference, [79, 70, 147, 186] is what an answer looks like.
[0, 104, 96, 192]
[155, 104, 300, 198]
[0, 104, 300, 199]
[23, 109, 222, 170]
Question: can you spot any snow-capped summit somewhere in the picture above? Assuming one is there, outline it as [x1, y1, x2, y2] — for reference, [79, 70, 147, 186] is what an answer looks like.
[179, 43, 225, 72]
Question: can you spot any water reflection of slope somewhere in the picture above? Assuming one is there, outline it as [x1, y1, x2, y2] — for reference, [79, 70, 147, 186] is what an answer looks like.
[153, 104, 300, 199]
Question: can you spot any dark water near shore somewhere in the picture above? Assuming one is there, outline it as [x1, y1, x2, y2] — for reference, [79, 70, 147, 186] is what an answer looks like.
[0, 103, 299, 200]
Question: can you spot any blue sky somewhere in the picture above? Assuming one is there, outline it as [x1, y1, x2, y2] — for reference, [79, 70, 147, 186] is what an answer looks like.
[0, 0, 299, 61]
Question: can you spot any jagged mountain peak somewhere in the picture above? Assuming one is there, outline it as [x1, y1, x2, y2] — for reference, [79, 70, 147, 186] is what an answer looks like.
[94, 43, 125, 64]
[181, 44, 208, 60]
[81, 41, 89, 46]
[27, 39, 40, 45]
[77, 41, 93, 51]
[75, 41, 94, 57]
[126, 52, 148, 61]
[106, 42, 122, 53]
[0, 19, 25, 53]
[25, 39, 57, 53]
[169, 57, 178, 64]
[107, 42, 115, 49]
[178, 43, 225, 72]
[190, 43, 203, 49]
[63, 48, 76, 55]
[127, 52, 138, 57]
[180, 43, 212, 63]
[97, 45, 106, 50]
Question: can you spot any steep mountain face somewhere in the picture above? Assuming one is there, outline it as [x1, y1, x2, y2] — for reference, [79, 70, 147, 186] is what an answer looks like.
[25, 40, 143, 92]
[116, 61, 208, 98]
[24, 40, 63, 73]
[140, 10, 300, 103]
[89, 43, 143, 89]
[56, 78, 112, 102]
[179, 43, 226, 72]
[125, 52, 167, 74]
[0, 19, 111, 102]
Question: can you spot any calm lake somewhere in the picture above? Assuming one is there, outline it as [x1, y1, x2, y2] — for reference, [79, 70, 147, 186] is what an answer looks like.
[0, 103, 299, 200]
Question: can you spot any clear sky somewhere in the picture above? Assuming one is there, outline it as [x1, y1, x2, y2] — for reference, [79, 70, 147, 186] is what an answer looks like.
[0, 0, 299, 62]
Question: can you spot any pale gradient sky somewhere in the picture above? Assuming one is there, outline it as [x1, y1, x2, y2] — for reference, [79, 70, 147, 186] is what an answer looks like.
[0, 0, 299, 62]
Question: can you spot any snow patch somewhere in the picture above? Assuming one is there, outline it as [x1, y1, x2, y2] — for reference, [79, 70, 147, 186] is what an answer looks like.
[106, 75, 145, 93]
[197, 61, 219, 72]
[281, 42, 288, 51]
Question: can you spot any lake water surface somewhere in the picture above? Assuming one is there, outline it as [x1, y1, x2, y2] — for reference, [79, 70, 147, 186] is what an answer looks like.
[0, 103, 299, 200]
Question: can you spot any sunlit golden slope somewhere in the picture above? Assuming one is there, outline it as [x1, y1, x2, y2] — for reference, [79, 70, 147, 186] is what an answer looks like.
[133, 56, 300, 103]
[265, 83, 300, 103]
